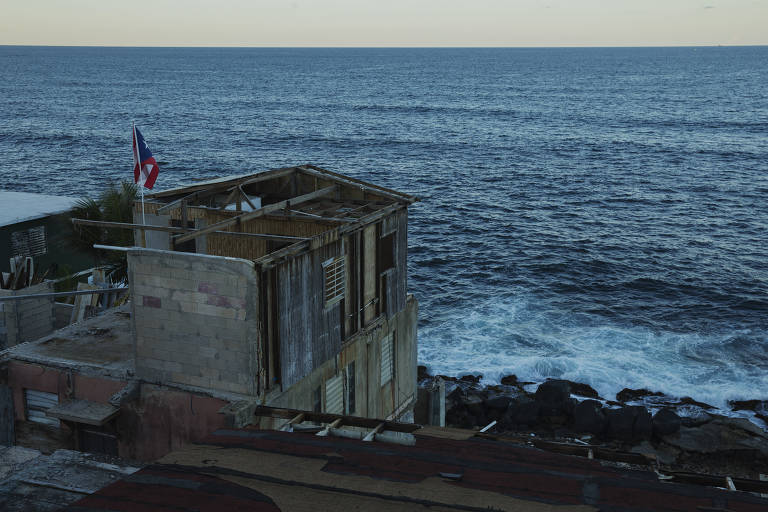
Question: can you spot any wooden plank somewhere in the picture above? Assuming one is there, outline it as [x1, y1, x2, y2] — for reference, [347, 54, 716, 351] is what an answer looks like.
[300, 165, 418, 204]
[362, 225, 377, 325]
[46, 399, 120, 426]
[72, 218, 309, 241]
[174, 186, 336, 245]
[253, 405, 421, 433]
[146, 166, 298, 199]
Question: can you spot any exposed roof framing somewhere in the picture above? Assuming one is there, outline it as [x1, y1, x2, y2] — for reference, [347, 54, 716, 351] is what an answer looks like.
[173, 185, 337, 245]
[146, 166, 297, 199]
[71, 218, 308, 242]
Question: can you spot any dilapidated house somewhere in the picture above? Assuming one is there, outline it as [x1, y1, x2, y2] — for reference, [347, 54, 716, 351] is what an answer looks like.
[124, 164, 419, 420]
[1, 165, 419, 460]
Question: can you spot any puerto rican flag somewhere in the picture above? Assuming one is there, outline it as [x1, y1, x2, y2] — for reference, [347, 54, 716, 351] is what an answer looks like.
[132, 124, 159, 189]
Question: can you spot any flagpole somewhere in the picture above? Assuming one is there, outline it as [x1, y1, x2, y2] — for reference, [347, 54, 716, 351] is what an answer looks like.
[133, 121, 146, 226]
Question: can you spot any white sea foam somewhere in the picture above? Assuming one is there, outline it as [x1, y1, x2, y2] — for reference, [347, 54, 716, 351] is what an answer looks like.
[418, 293, 768, 413]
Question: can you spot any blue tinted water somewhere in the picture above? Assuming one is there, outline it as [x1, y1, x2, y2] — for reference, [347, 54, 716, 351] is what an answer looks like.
[1, 46, 767, 412]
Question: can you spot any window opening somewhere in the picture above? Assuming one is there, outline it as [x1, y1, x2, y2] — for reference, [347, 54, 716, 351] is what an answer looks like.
[323, 255, 345, 307]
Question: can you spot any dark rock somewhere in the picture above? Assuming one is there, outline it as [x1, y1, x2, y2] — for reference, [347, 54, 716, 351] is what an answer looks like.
[500, 374, 519, 386]
[464, 393, 485, 417]
[677, 396, 715, 410]
[574, 400, 606, 435]
[652, 408, 682, 437]
[460, 374, 482, 384]
[606, 406, 652, 442]
[536, 380, 572, 417]
[565, 381, 600, 399]
[505, 397, 540, 427]
[437, 374, 459, 382]
[663, 418, 768, 456]
[729, 399, 764, 412]
[417, 365, 430, 381]
[634, 407, 653, 441]
[616, 388, 664, 403]
[484, 396, 513, 411]
[536, 380, 571, 403]
[680, 413, 714, 428]
[446, 386, 465, 404]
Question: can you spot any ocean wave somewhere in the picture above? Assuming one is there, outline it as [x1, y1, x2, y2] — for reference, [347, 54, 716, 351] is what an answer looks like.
[418, 293, 768, 411]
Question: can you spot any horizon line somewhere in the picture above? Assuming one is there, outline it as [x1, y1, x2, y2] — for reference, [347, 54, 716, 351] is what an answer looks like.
[1, 44, 767, 49]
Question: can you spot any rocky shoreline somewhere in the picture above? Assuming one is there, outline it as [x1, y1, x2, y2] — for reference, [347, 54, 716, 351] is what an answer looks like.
[419, 367, 768, 479]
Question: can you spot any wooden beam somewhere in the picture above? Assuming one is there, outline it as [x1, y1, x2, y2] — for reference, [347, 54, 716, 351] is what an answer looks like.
[316, 418, 343, 437]
[226, 167, 295, 191]
[73, 218, 187, 233]
[278, 413, 305, 431]
[252, 405, 421, 433]
[300, 165, 419, 204]
[147, 166, 297, 199]
[174, 185, 336, 245]
[363, 422, 385, 442]
[71, 218, 309, 242]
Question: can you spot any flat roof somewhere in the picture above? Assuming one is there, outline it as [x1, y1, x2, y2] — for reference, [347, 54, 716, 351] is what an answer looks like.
[1, 305, 134, 379]
[0, 190, 78, 228]
[65, 427, 768, 511]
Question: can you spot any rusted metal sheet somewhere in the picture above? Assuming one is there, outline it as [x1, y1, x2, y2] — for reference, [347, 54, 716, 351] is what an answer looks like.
[277, 241, 342, 388]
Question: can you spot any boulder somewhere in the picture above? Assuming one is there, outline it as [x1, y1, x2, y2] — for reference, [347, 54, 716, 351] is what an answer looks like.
[616, 388, 664, 403]
[662, 417, 768, 457]
[652, 408, 681, 437]
[535, 380, 571, 416]
[606, 406, 652, 442]
[677, 396, 715, 410]
[564, 381, 600, 399]
[484, 396, 513, 412]
[729, 399, 767, 412]
[500, 374, 519, 386]
[417, 365, 430, 381]
[574, 400, 606, 435]
[460, 374, 482, 384]
[505, 397, 541, 427]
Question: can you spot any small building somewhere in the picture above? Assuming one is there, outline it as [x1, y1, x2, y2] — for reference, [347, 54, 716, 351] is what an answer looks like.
[1, 165, 419, 460]
[128, 165, 419, 421]
[0, 191, 85, 349]
[0, 191, 84, 277]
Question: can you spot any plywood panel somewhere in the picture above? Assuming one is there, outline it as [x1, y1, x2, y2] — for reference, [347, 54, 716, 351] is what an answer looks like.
[277, 241, 342, 388]
[362, 225, 377, 325]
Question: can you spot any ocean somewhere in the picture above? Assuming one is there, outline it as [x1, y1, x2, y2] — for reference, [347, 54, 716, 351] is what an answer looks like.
[1, 46, 766, 416]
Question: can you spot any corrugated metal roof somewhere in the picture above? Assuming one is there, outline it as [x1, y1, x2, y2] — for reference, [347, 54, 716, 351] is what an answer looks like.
[66, 428, 768, 511]
[0, 191, 78, 228]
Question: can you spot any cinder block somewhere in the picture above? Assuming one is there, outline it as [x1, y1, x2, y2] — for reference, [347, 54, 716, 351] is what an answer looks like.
[198, 346, 217, 358]
[163, 360, 183, 373]
[197, 303, 236, 320]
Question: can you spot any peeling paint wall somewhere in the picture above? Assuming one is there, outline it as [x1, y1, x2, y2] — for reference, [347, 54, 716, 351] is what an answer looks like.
[5, 361, 228, 461]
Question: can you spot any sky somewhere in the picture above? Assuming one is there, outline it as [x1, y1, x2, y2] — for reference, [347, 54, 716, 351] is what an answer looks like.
[1, 0, 766, 47]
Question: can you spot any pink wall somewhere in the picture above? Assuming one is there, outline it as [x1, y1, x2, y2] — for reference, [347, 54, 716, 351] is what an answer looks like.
[8, 361, 230, 462]
[118, 384, 228, 461]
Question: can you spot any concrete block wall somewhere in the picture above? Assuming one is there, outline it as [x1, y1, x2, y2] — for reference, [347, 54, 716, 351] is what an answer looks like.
[128, 249, 260, 396]
[0, 281, 55, 349]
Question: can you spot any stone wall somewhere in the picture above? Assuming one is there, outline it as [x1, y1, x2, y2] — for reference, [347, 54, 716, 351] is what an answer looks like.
[128, 249, 260, 395]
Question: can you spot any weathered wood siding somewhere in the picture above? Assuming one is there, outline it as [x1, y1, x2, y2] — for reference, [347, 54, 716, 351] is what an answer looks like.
[383, 209, 408, 318]
[277, 241, 342, 388]
[205, 212, 333, 261]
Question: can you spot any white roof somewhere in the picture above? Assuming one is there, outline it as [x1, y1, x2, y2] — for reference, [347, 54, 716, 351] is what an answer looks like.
[0, 191, 78, 228]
